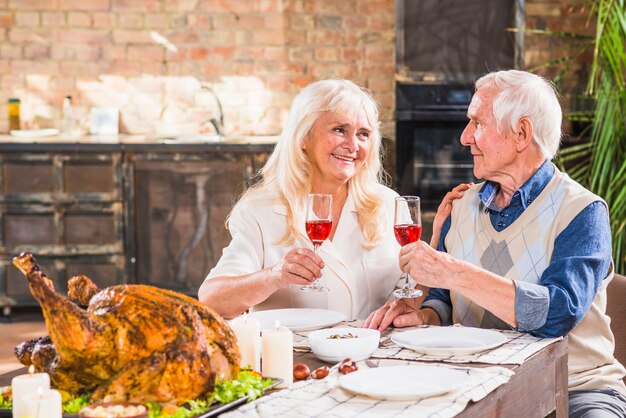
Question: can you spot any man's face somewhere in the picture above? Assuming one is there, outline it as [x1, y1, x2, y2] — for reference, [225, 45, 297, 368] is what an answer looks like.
[460, 86, 518, 181]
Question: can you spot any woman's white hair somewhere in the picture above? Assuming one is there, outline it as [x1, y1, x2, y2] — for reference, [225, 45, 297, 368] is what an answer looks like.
[231, 79, 387, 248]
[476, 70, 563, 159]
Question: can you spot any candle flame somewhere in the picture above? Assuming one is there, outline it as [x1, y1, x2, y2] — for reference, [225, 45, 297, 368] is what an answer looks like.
[28, 365, 35, 375]
[243, 311, 248, 322]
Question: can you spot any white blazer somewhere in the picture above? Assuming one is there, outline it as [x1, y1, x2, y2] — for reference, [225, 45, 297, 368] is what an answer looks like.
[205, 184, 402, 320]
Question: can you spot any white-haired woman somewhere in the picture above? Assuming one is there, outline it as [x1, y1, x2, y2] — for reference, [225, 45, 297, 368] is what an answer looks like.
[199, 80, 426, 320]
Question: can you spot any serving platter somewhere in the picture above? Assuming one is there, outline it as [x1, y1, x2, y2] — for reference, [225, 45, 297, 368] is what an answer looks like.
[0, 378, 282, 418]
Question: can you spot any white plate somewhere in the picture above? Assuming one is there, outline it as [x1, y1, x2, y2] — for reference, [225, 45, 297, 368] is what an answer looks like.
[391, 326, 508, 356]
[339, 365, 469, 401]
[10, 129, 60, 137]
[249, 308, 345, 332]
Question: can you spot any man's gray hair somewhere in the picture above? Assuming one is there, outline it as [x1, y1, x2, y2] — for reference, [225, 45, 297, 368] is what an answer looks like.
[476, 70, 562, 160]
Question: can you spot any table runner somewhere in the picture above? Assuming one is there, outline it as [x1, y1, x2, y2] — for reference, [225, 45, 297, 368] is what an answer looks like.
[221, 360, 513, 418]
[294, 321, 561, 365]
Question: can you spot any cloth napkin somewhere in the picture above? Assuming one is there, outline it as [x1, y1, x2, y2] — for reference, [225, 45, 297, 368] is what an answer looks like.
[295, 321, 561, 365]
[221, 359, 514, 418]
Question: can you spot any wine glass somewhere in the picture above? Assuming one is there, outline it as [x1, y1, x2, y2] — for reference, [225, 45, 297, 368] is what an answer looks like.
[393, 196, 423, 299]
[301, 193, 332, 292]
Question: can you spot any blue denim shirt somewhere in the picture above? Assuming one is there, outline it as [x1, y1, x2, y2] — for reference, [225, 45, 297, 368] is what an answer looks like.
[424, 160, 613, 338]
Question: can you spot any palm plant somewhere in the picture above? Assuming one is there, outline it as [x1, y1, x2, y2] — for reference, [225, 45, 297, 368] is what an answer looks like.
[559, 0, 626, 272]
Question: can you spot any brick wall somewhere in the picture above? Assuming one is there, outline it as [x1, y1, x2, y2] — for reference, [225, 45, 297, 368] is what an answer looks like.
[0, 0, 396, 138]
[0, 0, 592, 140]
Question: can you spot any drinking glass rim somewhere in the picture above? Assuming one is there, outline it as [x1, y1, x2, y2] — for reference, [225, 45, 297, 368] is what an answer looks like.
[396, 195, 420, 201]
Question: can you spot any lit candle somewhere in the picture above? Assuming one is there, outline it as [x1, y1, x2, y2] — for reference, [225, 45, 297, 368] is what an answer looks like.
[11, 365, 50, 418]
[261, 320, 293, 388]
[231, 312, 261, 372]
[19, 386, 62, 418]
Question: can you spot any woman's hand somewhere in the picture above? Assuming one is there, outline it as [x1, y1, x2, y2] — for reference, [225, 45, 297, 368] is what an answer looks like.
[430, 182, 473, 248]
[364, 298, 427, 331]
[270, 248, 324, 287]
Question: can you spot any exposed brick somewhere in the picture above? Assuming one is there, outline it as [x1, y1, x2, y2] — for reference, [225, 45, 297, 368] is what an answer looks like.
[12, 59, 60, 75]
[304, 0, 354, 14]
[357, 0, 394, 16]
[526, 3, 562, 17]
[0, 44, 21, 60]
[369, 14, 395, 31]
[251, 29, 285, 46]
[24, 44, 50, 59]
[289, 14, 314, 30]
[119, 13, 143, 29]
[58, 29, 110, 44]
[310, 63, 354, 78]
[112, 29, 152, 44]
[112, 0, 161, 12]
[365, 45, 394, 62]
[164, 0, 199, 12]
[211, 13, 238, 29]
[127, 45, 164, 61]
[102, 44, 126, 60]
[93, 12, 116, 28]
[264, 46, 288, 61]
[144, 13, 169, 29]
[264, 13, 287, 29]
[52, 44, 101, 61]
[9, 0, 59, 10]
[366, 74, 394, 93]
[198, 0, 254, 13]
[233, 46, 264, 61]
[0, 12, 13, 27]
[1, 74, 26, 90]
[106, 60, 143, 75]
[188, 46, 209, 60]
[316, 15, 341, 29]
[192, 14, 212, 28]
[307, 29, 342, 46]
[61, 61, 101, 76]
[285, 29, 306, 46]
[314, 47, 338, 62]
[42, 12, 65, 27]
[288, 46, 313, 62]
[59, 0, 109, 11]
[341, 47, 363, 61]
[68, 12, 92, 27]
[15, 11, 40, 27]
[0, 60, 9, 75]
[8, 27, 53, 43]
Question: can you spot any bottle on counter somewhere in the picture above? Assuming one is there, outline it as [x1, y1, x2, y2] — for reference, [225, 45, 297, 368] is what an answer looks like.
[62, 95, 76, 135]
[7, 98, 20, 131]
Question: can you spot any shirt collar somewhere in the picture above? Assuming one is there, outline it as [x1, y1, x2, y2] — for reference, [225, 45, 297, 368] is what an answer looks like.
[478, 160, 555, 211]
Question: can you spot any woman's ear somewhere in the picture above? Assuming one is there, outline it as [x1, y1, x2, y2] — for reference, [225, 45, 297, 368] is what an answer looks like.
[516, 117, 533, 152]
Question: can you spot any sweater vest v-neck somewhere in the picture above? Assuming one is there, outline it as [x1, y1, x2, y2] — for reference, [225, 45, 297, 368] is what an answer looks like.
[445, 167, 626, 393]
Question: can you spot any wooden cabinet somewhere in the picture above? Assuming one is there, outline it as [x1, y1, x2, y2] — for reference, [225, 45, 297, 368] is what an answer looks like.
[0, 143, 271, 311]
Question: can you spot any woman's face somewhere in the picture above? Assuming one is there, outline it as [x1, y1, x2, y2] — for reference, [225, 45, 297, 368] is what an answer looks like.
[303, 109, 373, 191]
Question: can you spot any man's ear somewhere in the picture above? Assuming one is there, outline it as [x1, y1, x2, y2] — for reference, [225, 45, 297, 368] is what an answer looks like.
[516, 117, 533, 152]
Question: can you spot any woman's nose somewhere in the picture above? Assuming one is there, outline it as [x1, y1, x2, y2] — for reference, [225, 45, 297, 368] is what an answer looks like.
[345, 133, 358, 152]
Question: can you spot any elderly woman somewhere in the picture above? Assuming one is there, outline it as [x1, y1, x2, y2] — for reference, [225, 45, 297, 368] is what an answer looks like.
[199, 80, 425, 320]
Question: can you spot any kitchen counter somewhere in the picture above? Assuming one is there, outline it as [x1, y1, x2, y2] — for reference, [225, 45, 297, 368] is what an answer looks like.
[0, 134, 278, 152]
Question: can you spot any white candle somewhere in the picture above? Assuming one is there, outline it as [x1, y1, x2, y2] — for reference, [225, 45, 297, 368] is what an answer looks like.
[262, 321, 293, 388]
[19, 387, 62, 418]
[11, 366, 50, 418]
[231, 312, 261, 372]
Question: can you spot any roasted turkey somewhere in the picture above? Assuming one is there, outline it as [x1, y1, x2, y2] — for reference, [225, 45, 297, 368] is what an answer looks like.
[13, 252, 240, 405]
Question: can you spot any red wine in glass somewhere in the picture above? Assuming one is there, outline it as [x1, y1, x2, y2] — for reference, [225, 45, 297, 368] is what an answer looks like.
[306, 220, 332, 245]
[393, 196, 423, 299]
[302, 193, 332, 292]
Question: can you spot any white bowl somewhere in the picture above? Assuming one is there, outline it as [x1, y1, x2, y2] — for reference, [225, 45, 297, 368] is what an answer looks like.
[308, 327, 380, 363]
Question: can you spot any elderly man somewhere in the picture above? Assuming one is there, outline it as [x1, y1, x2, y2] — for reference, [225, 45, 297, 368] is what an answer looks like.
[366, 70, 626, 416]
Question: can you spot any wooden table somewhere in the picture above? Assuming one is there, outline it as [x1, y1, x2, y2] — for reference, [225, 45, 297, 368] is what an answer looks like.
[1, 337, 567, 417]
[295, 336, 568, 418]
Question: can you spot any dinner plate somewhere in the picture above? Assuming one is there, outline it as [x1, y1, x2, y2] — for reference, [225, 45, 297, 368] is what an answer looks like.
[391, 326, 508, 356]
[339, 365, 469, 401]
[10, 128, 60, 137]
[248, 308, 345, 331]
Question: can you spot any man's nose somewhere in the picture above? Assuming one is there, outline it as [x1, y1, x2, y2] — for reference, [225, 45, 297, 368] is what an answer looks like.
[460, 124, 474, 146]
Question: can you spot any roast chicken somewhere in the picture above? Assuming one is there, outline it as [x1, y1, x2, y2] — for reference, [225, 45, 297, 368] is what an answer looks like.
[13, 252, 240, 404]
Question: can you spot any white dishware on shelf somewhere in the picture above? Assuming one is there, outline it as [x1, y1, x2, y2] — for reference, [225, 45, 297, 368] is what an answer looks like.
[339, 364, 470, 401]
[391, 326, 508, 356]
[248, 308, 345, 332]
[308, 327, 380, 363]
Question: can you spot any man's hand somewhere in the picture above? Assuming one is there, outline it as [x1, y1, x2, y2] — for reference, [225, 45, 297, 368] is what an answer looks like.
[364, 298, 434, 331]
[271, 248, 324, 287]
[400, 241, 459, 289]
